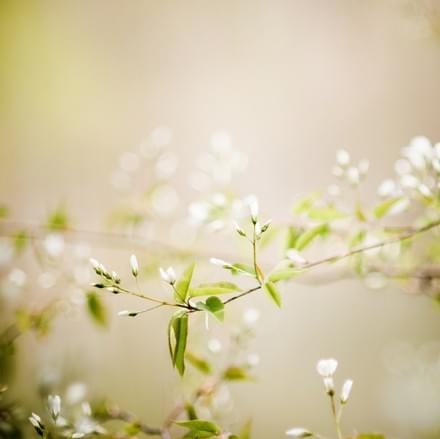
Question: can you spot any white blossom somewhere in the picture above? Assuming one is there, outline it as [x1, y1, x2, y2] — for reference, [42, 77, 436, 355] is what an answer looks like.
[243, 308, 260, 325]
[286, 427, 313, 437]
[323, 376, 334, 394]
[117, 310, 131, 316]
[245, 195, 259, 222]
[159, 266, 176, 284]
[43, 233, 65, 257]
[340, 379, 353, 403]
[316, 358, 338, 377]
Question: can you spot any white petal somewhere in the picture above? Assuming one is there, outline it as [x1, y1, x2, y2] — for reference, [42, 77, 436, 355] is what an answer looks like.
[286, 427, 313, 437]
[341, 379, 353, 403]
[316, 358, 338, 377]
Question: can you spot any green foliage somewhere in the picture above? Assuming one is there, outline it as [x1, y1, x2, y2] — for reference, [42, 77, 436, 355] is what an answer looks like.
[12, 230, 28, 253]
[186, 352, 212, 374]
[357, 434, 385, 439]
[168, 311, 189, 376]
[295, 223, 328, 250]
[175, 419, 221, 438]
[263, 281, 282, 307]
[175, 263, 195, 303]
[46, 206, 69, 230]
[189, 282, 241, 297]
[372, 197, 402, 218]
[223, 366, 249, 381]
[86, 291, 107, 327]
[197, 296, 224, 322]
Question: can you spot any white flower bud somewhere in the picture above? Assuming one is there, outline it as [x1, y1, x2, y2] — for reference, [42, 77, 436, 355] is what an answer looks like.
[234, 222, 247, 237]
[255, 222, 262, 236]
[48, 394, 61, 420]
[209, 258, 232, 269]
[89, 258, 102, 275]
[245, 195, 259, 223]
[286, 427, 313, 437]
[346, 166, 360, 185]
[340, 379, 353, 404]
[316, 358, 338, 377]
[323, 377, 334, 395]
[118, 310, 131, 316]
[130, 254, 139, 277]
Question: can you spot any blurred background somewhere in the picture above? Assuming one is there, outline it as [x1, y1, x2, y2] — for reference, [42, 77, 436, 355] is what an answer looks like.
[1, 1, 440, 438]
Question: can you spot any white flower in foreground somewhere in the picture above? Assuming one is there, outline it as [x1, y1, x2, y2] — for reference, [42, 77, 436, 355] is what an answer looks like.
[286, 249, 307, 265]
[286, 427, 313, 437]
[130, 254, 139, 277]
[209, 258, 232, 269]
[316, 358, 338, 377]
[117, 310, 131, 317]
[48, 394, 61, 420]
[340, 379, 353, 404]
[159, 266, 176, 284]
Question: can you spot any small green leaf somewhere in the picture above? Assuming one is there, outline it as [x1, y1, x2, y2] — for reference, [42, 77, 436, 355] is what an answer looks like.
[46, 206, 69, 230]
[263, 281, 282, 307]
[173, 312, 189, 376]
[230, 263, 256, 277]
[223, 366, 249, 381]
[186, 351, 212, 374]
[268, 268, 302, 283]
[175, 419, 221, 435]
[175, 262, 195, 303]
[184, 402, 198, 420]
[373, 197, 402, 218]
[197, 296, 225, 322]
[86, 291, 107, 327]
[0, 204, 8, 218]
[189, 282, 241, 297]
[295, 223, 328, 250]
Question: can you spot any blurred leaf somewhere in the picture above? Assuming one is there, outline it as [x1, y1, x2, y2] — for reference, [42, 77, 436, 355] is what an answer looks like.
[292, 192, 320, 214]
[86, 291, 107, 327]
[0, 204, 8, 218]
[175, 262, 195, 303]
[372, 197, 402, 219]
[268, 268, 302, 283]
[223, 366, 249, 381]
[197, 296, 224, 322]
[348, 229, 366, 248]
[15, 309, 31, 332]
[307, 206, 345, 221]
[285, 225, 302, 250]
[237, 420, 252, 439]
[295, 223, 328, 250]
[186, 351, 212, 374]
[189, 282, 241, 297]
[12, 229, 28, 252]
[263, 281, 281, 307]
[46, 206, 69, 230]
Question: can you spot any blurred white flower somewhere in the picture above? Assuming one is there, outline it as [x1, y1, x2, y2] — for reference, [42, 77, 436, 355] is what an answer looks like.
[243, 308, 260, 325]
[43, 234, 65, 257]
[340, 379, 353, 403]
[208, 338, 222, 353]
[8, 268, 26, 287]
[245, 195, 259, 221]
[346, 166, 360, 185]
[155, 152, 178, 179]
[336, 149, 350, 167]
[119, 152, 140, 173]
[151, 126, 172, 146]
[286, 249, 307, 265]
[65, 382, 87, 405]
[323, 377, 334, 394]
[117, 310, 131, 317]
[286, 427, 313, 437]
[378, 179, 397, 197]
[0, 240, 13, 266]
[316, 358, 338, 377]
